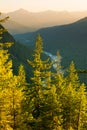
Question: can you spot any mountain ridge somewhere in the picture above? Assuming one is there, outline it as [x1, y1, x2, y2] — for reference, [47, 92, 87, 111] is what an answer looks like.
[2, 8, 87, 34]
[0, 23, 87, 83]
[14, 16, 87, 70]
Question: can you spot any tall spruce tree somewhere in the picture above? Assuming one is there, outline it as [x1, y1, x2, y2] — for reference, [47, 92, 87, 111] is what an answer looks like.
[0, 42, 13, 129]
[0, 44, 23, 130]
[66, 61, 80, 89]
[75, 83, 87, 130]
[27, 35, 61, 130]
[0, 16, 26, 129]
[60, 62, 87, 130]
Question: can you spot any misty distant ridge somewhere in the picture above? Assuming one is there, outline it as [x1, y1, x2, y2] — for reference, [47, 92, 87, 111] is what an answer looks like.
[8, 8, 30, 14]
[2, 8, 87, 34]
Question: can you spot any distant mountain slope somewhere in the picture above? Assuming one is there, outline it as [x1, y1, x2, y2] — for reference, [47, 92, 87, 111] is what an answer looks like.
[0, 23, 87, 84]
[1, 12, 35, 34]
[2, 9, 87, 34]
[14, 17, 87, 70]
[2, 20, 32, 34]
[7, 9, 87, 27]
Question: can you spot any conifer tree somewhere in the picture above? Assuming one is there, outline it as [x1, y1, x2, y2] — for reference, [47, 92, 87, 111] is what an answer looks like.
[61, 83, 77, 130]
[51, 52, 65, 129]
[0, 44, 23, 129]
[0, 43, 13, 129]
[40, 74, 60, 130]
[0, 14, 87, 129]
[60, 62, 87, 130]
[28, 35, 60, 130]
[17, 64, 29, 130]
[0, 17, 26, 129]
[66, 61, 80, 89]
[75, 83, 87, 130]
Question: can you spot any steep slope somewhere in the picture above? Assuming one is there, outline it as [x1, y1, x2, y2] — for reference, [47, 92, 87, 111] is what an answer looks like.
[2, 20, 32, 34]
[0, 24, 15, 43]
[0, 23, 87, 83]
[0, 24, 33, 79]
[1, 12, 34, 34]
[14, 17, 87, 70]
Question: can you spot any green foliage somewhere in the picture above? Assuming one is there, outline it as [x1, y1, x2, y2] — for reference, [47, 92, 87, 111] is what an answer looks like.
[0, 21, 87, 130]
[0, 44, 26, 129]
[66, 61, 80, 90]
[25, 35, 87, 130]
[0, 17, 26, 129]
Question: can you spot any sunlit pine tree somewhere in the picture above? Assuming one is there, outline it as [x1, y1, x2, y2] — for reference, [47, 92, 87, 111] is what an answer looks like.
[26, 34, 53, 129]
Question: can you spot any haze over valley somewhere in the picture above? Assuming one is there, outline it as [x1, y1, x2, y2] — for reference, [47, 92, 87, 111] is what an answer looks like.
[2, 8, 87, 34]
[1, 0, 87, 129]
[1, 7, 87, 81]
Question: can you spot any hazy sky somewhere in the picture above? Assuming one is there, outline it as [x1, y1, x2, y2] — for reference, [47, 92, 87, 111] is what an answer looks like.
[0, 0, 87, 13]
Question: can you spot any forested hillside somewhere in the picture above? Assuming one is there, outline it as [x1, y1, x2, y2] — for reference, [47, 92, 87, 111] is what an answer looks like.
[14, 17, 87, 84]
[14, 17, 87, 69]
[0, 20, 87, 130]
[0, 22, 34, 81]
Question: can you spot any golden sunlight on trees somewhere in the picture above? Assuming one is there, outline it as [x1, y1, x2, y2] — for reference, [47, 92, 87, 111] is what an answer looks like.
[0, 18, 87, 129]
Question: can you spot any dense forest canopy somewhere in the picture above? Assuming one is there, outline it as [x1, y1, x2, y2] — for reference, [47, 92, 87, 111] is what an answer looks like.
[0, 16, 87, 130]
